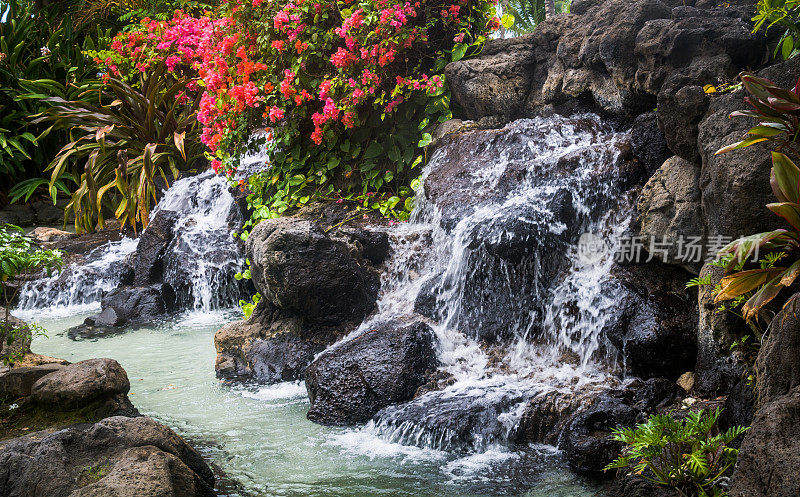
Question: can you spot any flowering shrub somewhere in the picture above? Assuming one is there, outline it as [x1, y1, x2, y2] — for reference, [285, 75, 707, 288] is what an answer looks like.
[96, 0, 497, 224]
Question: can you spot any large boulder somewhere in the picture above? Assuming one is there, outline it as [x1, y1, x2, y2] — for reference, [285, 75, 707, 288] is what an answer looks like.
[30, 358, 130, 409]
[214, 301, 333, 382]
[0, 364, 66, 401]
[215, 206, 390, 383]
[305, 318, 438, 425]
[636, 156, 703, 272]
[247, 217, 381, 326]
[753, 293, 800, 409]
[0, 416, 215, 497]
[513, 389, 597, 445]
[730, 386, 800, 497]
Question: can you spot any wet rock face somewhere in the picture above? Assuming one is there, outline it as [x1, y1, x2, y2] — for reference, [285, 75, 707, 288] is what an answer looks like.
[514, 389, 596, 446]
[730, 386, 800, 497]
[628, 112, 671, 176]
[83, 284, 176, 329]
[445, 0, 763, 120]
[215, 207, 390, 383]
[0, 416, 215, 497]
[604, 263, 698, 379]
[561, 395, 639, 475]
[305, 318, 438, 426]
[417, 116, 635, 343]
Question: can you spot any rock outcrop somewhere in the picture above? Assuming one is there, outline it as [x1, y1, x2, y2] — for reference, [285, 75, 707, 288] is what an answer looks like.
[636, 156, 703, 272]
[753, 293, 800, 409]
[445, 0, 764, 121]
[730, 386, 800, 497]
[0, 416, 215, 497]
[305, 318, 438, 425]
[215, 204, 390, 383]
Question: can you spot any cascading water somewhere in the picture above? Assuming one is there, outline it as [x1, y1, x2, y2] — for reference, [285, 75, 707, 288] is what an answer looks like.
[15, 237, 139, 318]
[331, 114, 632, 455]
[153, 171, 245, 312]
[15, 171, 245, 317]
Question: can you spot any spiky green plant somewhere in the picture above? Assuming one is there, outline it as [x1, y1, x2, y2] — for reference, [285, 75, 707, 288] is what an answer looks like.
[605, 408, 749, 497]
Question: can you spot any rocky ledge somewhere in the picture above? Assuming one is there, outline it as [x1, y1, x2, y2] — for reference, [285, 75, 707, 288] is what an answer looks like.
[0, 352, 216, 497]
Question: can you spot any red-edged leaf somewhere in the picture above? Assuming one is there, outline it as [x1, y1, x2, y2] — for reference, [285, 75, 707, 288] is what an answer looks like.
[767, 202, 800, 232]
[772, 152, 800, 203]
[715, 136, 769, 155]
[742, 275, 785, 322]
[741, 73, 775, 101]
[780, 259, 800, 287]
[716, 268, 787, 302]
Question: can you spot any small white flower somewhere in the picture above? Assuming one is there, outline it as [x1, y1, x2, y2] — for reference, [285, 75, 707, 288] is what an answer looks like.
[8, 403, 18, 410]
[40, 46, 51, 57]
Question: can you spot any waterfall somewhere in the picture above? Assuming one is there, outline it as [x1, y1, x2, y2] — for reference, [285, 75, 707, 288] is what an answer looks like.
[14, 237, 139, 318]
[332, 114, 632, 453]
[15, 171, 245, 317]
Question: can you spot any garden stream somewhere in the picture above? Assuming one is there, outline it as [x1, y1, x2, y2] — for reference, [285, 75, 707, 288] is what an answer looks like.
[13, 114, 631, 497]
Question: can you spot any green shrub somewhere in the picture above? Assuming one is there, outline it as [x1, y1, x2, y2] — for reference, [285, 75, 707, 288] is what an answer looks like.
[0, 224, 62, 365]
[753, 0, 800, 60]
[606, 409, 748, 497]
[0, 0, 106, 201]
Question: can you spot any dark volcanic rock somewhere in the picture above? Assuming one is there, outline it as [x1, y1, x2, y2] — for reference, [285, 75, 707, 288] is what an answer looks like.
[695, 262, 750, 396]
[305, 318, 438, 425]
[133, 210, 179, 286]
[754, 293, 800, 409]
[215, 209, 389, 384]
[0, 416, 215, 497]
[30, 358, 130, 409]
[561, 395, 639, 475]
[0, 364, 66, 401]
[605, 263, 698, 379]
[248, 217, 381, 326]
[445, 0, 763, 120]
[636, 156, 703, 272]
[730, 386, 800, 497]
[629, 111, 671, 175]
[514, 389, 596, 445]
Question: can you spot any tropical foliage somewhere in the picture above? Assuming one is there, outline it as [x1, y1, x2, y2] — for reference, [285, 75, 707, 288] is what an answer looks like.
[35, 63, 204, 232]
[752, 0, 800, 60]
[93, 0, 497, 228]
[605, 409, 749, 497]
[0, 224, 62, 366]
[0, 0, 106, 200]
[712, 73, 800, 322]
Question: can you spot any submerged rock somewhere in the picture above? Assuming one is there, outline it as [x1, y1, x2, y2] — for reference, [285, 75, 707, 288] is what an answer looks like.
[82, 284, 176, 330]
[305, 318, 438, 425]
[0, 416, 215, 497]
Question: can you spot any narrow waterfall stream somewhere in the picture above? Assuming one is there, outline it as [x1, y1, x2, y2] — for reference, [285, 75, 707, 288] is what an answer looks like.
[14, 114, 632, 497]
